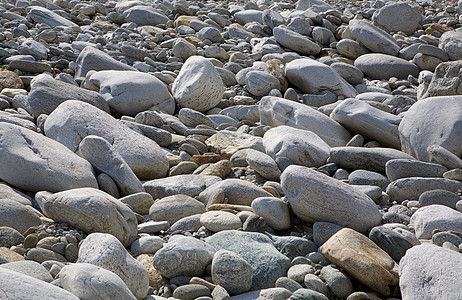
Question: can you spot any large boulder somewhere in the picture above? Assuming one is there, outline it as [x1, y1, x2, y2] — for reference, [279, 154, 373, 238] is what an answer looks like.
[0, 199, 41, 234]
[26, 6, 78, 28]
[439, 31, 462, 61]
[372, 2, 422, 35]
[44, 100, 168, 180]
[348, 20, 400, 56]
[409, 204, 462, 239]
[354, 54, 420, 80]
[281, 165, 382, 233]
[421, 61, 462, 99]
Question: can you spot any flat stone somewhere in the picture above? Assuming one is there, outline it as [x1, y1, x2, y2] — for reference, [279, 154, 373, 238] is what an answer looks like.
[348, 20, 400, 56]
[200, 211, 242, 232]
[372, 2, 422, 35]
[205, 131, 264, 157]
[0, 260, 53, 282]
[273, 26, 321, 56]
[354, 54, 420, 80]
[149, 194, 205, 225]
[368, 226, 413, 262]
[173, 284, 211, 300]
[336, 39, 369, 60]
[0, 199, 41, 234]
[419, 189, 460, 209]
[409, 204, 462, 239]
[26, 6, 78, 28]
[143, 174, 221, 199]
[385, 159, 447, 182]
[122, 5, 169, 26]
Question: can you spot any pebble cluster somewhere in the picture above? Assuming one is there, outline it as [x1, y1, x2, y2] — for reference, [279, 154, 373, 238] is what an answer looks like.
[1, 0, 462, 299]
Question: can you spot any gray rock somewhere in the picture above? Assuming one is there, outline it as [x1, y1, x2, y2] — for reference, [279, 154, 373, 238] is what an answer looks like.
[26, 74, 110, 118]
[153, 235, 216, 278]
[197, 27, 223, 43]
[130, 235, 163, 256]
[372, 2, 422, 35]
[330, 62, 364, 85]
[77, 233, 149, 300]
[220, 105, 260, 122]
[272, 236, 317, 260]
[331, 98, 401, 148]
[44, 100, 168, 180]
[143, 175, 221, 199]
[206, 230, 291, 290]
[43, 188, 137, 247]
[281, 165, 381, 233]
[287, 17, 312, 35]
[120, 192, 154, 215]
[313, 222, 343, 247]
[251, 197, 290, 230]
[230, 288, 292, 300]
[149, 194, 205, 224]
[285, 59, 358, 98]
[419, 189, 460, 209]
[410, 205, 462, 239]
[26, 247, 67, 263]
[205, 131, 264, 157]
[212, 249, 253, 294]
[9, 59, 52, 74]
[259, 96, 351, 147]
[262, 9, 285, 29]
[335, 39, 369, 60]
[234, 10, 263, 25]
[0, 111, 37, 132]
[60, 263, 137, 300]
[348, 170, 390, 190]
[26, 6, 78, 28]
[234, 149, 281, 180]
[172, 56, 224, 112]
[354, 54, 420, 80]
[385, 159, 447, 182]
[399, 243, 462, 300]
[0, 123, 97, 193]
[273, 26, 321, 56]
[348, 20, 400, 56]
[79, 136, 144, 196]
[421, 61, 462, 99]
[18, 39, 48, 61]
[287, 264, 315, 283]
[86, 70, 175, 116]
[0, 260, 53, 282]
[275, 277, 303, 293]
[168, 214, 202, 234]
[173, 38, 197, 60]
[439, 31, 462, 61]
[0, 226, 23, 248]
[368, 226, 413, 262]
[0, 267, 79, 300]
[173, 284, 211, 300]
[427, 144, 462, 170]
[318, 266, 353, 299]
[399, 43, 448, 62]
[245, 71, 280, 97]
[386, 177, 462, 203]
[122, 5, 169, 26]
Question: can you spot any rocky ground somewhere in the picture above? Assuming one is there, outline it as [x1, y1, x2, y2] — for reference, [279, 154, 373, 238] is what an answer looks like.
[1, 0, 462, 299]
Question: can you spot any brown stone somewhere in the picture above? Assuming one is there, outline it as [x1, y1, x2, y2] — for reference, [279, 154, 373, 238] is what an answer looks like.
[266, 59, 288, 92]
[190, 277, 216, 291]
[206, 188, 226, 209]
[425, 23, 453, 35]
[200, 160, 231, 178]
[23, 234, 38, 249]
[207, 204, 253, 212]
[320, 228, 399, 296]
[191, 154, 226, 165]
[184, 36, 202, 47]
[334, 57, 355, 65]
[0, 71, 24, 91]
[346, 292, 382, 300]
[174, 15, 199, 27]
[0, 247, 24, 264]
[136, 254, 168, 290]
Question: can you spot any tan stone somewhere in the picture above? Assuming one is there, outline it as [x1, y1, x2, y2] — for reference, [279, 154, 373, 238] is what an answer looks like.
[200, 160, 231, 178]
[191, 154, 226, 165]
[320, 228, 399, 296]
[174, 15, 199, 27]
[136, 254, 168, 290]
[0, 71, 24, 91]
[0, 246, 24, 264]
[425, 23, 452, 34]
[266, 59, 288, 92]
[207, 204, 253, 212]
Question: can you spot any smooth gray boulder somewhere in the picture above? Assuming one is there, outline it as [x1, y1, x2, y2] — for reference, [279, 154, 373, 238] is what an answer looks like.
[259, 96, 351, 147]
[44, 100, 168, 180]
[212, 249, 254, 295]
[234, 10, 263, 25]
[330, 98, 401, 148]
[372, 2, 422, 35]
[439, 31, 462, 61]
[26, 6, 78, 28]
[421, 61, 462, 99]
[354, 54, 420, 80]
[385, 159, 447, 182]
[143, 175, 221, 199]
[273, 26, 321, 56]
[60, 263, 137, 300]
[245, 71, 281, 97]
[399, 243, 462, 300]
[0, 200, 42, 235]
[251, 197, 291, 230]
[0, 122, 97, 193]
[86, 70, 175, 116]
[77, 233, 149, 300]
[123, 5, 169, 26]
[398, 96, 462, 161]
[149, 194, 205, 224]
[281, 165, 381, 233]
[43, 188, 138, 247]
[26, 74, 110, 118]
[285, 59, 358, 98]
[0, 260, 53, 282]
[410, 205, 462, 239]
[231, 149, 281, 180]
[205, 131, 264, 157]
[348, 20, 400, 56]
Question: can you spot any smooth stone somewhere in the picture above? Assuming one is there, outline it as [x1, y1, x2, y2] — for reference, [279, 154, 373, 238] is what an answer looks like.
[413, 53, 443, 72]
[386, 177, 462, 203]
[348, 170, 390, 190]
[149, 194, 205, 225]
[398, 96, 462, 161]
[25, 248, 67, 263]
[259, 96, 351, 147]
[79, 135, 144, 196]
[289, 289, 329, 300]
[173, 284, 211, 300]
[313, 222, 343, 247]
[285, 59, 358, 98]
[263, 125, 330, 168]
[281, 165, 381, 233]
[131, 236, 164, 256]
[0, 226, 23, 248]
[385, 159, 447, 182]
[120, 192, 154, 215]
[26, 6, 78, 28]
[235, 10, 263, 25]
[206, 230, 291, 291]
[97, 173, 120, 198]
[251, 197, 290, 230]
[273, 26, 321, 56]
[0, 110, 37, 132]
[0, 267, 78, 299]
[348, 20, 400, 56]
[172, 56, 224, 113]
[44, 100, 168, 180]
[329, 147, 414, 174]
[230, 288, 292, 300]
[368, 226, 413, 262]
[43, 188, 137, 247]
[439, 31, 462, 61]
[287, 264, 315, 283]
[354, 54, 420, 80]
[179, 108, 215, 128]
[331, 98, 401, 148]
[409, 205, 462, 239]
[0, 199, 41, 234]
[200, 211, 242, 232]
[272, 236, 317, 260]
[0, 260, 53, 282]
[86, 70, 175, 116]
[320, 228, 399, 296]
[205, 131, 264, 157]
[212, 249, 253, 295]
[235, 149, 281, 180]
[74, 46, 136, 80]
[168, 214, 202, 234]
[60, 263, 137, 300]
[18, 40, 48, 61]
[428, 144, 462, 170]
[318, 266, 353, 299]
[26, 74, 110, 118]
[143, 175, 221, 199]
[123, 5, 169, 26]
[153, 236, 216, 278]
[432, 231, 462, 247]
[419, 189, 460, 209]
[173, 38, 197, 60]
[245, 71, 280, 97]
[399, 244, 462, 299]
[220, 105, 260, 122]
[0, 247, 24, 263]
[372, 2, 422, 35]
[302, 274, 329, 296]
[335, 39, 369, 60]
[399, 44, 448, 62]
[330, 62, 364, 85]
[77, 233, 149, 300]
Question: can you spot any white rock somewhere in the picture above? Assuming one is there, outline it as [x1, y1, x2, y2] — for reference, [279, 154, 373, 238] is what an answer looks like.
[200, 211, 242, 232]
[273, 26, 321, 56]
[130, 236, 164, 256]
[372, 2, 422, 35]
[409, 205, 462, 239]
[122, 5, 169, 26]
[251, 197, 291, 230]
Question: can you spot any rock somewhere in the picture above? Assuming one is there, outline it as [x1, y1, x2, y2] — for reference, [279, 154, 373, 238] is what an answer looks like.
[77, 233, 149, 300]
[348, 20, 400, 56]
[385, 177, 462, 203]
[368, 226, 413, 262]
[0, 199, 41, 234]
[318, 266, 353, 299]
[329, 147, 414, 174]
[313, 222, 343, 247]
[178, 108, 215, 128]
[173, 38, 197, 60]
[385, 159, 447, 182]
[9, 60, 52, 74]
[0, 260, 53, 282]
[439, 31, 462, 61]
[120, 192, 154, 215]
[26, 6, 78, 28]
[86, 71, 175, 116]
[205, 131, 264, 157]
[428, 144, 462, 170]
[419, 189, 460, 209]
[372, 2, 422, 35]
[0, 226, 23, 248]
[273, 26, 321, 56]
[43, 188, 137, 247]
[302, 274, 330, 297]
[75, 46, 136, 80]
[263, 125, 330, 168]
[143, 175, 221, 199]
[234, 10, 263, 25]
[0, 267, 79, 299]
[25, 248, 67, 263]
[289, 289, 329, 300]
[0, 247, 24, 264]
[259, 96, 351, 147]
[122, 5, 169, 26]
[149, 194, 205, 224]
[60, 263, 137, 300]
[172, 56, 224, 112]
[331, 98, 401, 148]
[245, 71, 281, 97]
[421, 61, 462, 99]
[26, 74, 110, 118]
[320, 228, 399, 296]
[399, 243, 462, 300]
[285, 59, 358, 98]
[200, 160, 232, 179]
[348, 170, 390, 190]
[232, 149, 281, 180]
[231, 288, 293, 300]
[330, 62, 364, 85]
[336, 39, 369, 60]
[354, 54, 420, 80]
[251, 197, 290, 230]
[131, 236, 163, 256]
[212, 249, 253, 294]
[173, 284, 211, 300]
[44, 100, 168, 180]
[206, 230, 291, 290]
[409, 204, 462, 239]
[399, 96, 462, 161]
[281, 165, 381, 233]
[153, 236, 216, 278]
[0, 71, 24, 91]
[200, 211, 242, 232]
[18, 40, 48, 61]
